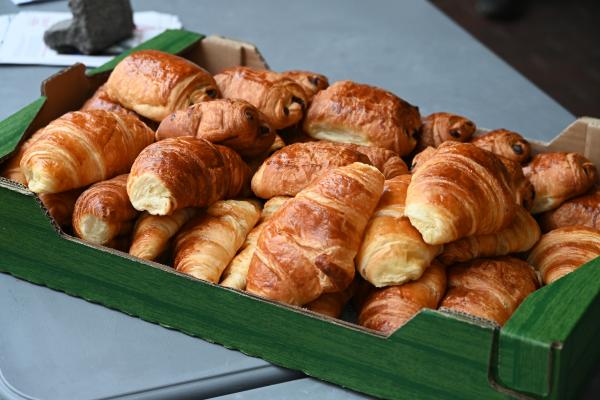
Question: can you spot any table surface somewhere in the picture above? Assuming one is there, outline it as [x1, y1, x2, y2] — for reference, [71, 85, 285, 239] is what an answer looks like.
[0, 0, 596, 399]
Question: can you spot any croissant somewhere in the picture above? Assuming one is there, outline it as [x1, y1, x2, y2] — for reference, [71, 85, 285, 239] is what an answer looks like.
[39, 189, 84, 228]
[346, 144, 408, 179]
[246, 162, 384, 306]
[155, 99, 275, 157]
[105, 50, 219, 122]
[440, 257, 538, 326]
[527, 226, 600, 285]
[221, 196, 291, 290]
[129, 208, 198, 260]
[405, 141, 516, 245]
[127, 137, 250, 215]
[539, 187, 600, 232]
[20, 110, 154, 194]
[303, 80, 421, 156]
[439, 206, 540, 265]
[174, 200, 261, 283]
[410, 146, 436, 172]
[72, 174, 138, 245]
[251, 141, 370, 199]
[498, 156, 535, 210]
[280, 70, 329, 102]
[523, 152, 598, 214]
[356, 175, 442, 287]
[1, 129, 45, 185]
[305, 281, 356, 319]
[416, 112, 476, 151]
[358, 261, 446, 334]
[214, 67, 307, 130]
[471, 129, 531, 164]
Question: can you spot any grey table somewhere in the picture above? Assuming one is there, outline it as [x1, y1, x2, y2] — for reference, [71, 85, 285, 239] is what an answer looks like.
[0, 0, 596, 399]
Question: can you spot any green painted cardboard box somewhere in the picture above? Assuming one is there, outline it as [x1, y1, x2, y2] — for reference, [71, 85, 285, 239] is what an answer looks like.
[0, 30, 599, 400]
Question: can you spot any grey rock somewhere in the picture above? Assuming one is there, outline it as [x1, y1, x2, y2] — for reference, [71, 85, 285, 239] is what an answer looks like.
[44, 0, 135, 55]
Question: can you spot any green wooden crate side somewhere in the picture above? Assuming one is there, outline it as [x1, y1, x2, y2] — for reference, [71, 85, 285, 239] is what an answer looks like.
[88, 29, 205, 76]
[496, 258, 600, 397]
[0, 97, 46, 159]
[0, 186, 509, 400]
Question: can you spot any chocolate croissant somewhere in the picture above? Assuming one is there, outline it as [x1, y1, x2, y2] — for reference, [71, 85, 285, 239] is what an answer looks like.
[214, 67, 307, 130]
[439, 206, 540, 265]
[129, 208, 198, 261]
[358, 261, 446, 334]
[220, 196, 290, 290]
[471, 129, 531, 164]
[440, 257, 538, 326]
[405, 142, 515, 245]
[20, 110, 154, 194]
[346, 144, 409, 179]
[304, 80, 421, 156]
[73, 174, 138, 245]
[105, 50, 219, 122]
[417, 112, 476, 151]
[539, 187, 600, 232]
[174, 200, 261, 283]
[251, 141, 370, 199]
[523, 152, 598, 214]
[155, 99, 275, 157]
[356, 175, 442, 287]
[280, 70, 329, 102]
[127, 137, 250, 215]
[499, 156, 535, 210]
[527, 226, 600, 285]
[246, 162, 384, 306]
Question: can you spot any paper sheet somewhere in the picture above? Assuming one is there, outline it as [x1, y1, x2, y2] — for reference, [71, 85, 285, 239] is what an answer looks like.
[0, 11, 183, 67]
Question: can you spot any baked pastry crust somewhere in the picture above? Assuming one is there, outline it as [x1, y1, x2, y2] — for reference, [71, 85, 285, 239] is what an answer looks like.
[539, 187, 600, 232]
[440, 257, 538, 326]
[439, 205, 540, 265]
[417, 112, 476, 151]
[471, 129, 531, 164]
[20, 110, 154, 193]
[106, 50, 219, 122]
[356, 175, 442, 287]
[405, 142, 516, 245]
[214, 66, 307, 130]
[358, 261, 446, 334]
[303, 80, 421, 156]
[246, 162, 384, 306]
[73, 174, 138, 245]
[174, 200, 261, 283]
[127, 137, 249, 215]
[155, 99, 275, 158]
[251, 141, 370, 199]
[523, 152, 598, 214]
[280, 70, 329, 101]
[527, 225, 600, 284]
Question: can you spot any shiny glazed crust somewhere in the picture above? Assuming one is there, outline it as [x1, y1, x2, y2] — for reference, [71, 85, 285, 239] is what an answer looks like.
[417, 112, 476, 151]
[303, 80, 421, 156]
[20, 110, 154, 194]
[105, 50, 219, 122]
[440, 257, 538, 326]
[539, 187, 600, 231]
[471, 129, 531, 164]
[246, 162, 384, 306]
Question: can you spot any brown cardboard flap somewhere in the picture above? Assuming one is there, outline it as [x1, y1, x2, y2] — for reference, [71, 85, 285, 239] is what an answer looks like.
[188, 35, 269, 74]
[530, 117, 600, 165]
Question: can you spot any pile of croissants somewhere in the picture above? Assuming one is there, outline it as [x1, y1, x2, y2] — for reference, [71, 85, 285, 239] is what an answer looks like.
[2, 49, 600, 334]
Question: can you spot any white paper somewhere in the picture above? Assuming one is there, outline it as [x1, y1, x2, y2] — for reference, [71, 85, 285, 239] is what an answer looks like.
[0, 11, 183, 67]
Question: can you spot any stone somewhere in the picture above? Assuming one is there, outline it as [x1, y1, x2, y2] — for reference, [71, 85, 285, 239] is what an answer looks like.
[44, 0, 135, 55]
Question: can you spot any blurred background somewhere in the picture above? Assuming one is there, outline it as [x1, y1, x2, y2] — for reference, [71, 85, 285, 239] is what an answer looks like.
[430, 0, 600, 117]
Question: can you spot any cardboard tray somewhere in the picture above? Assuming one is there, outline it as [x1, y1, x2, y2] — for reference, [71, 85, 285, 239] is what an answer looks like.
[0, 29, 599, 400]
